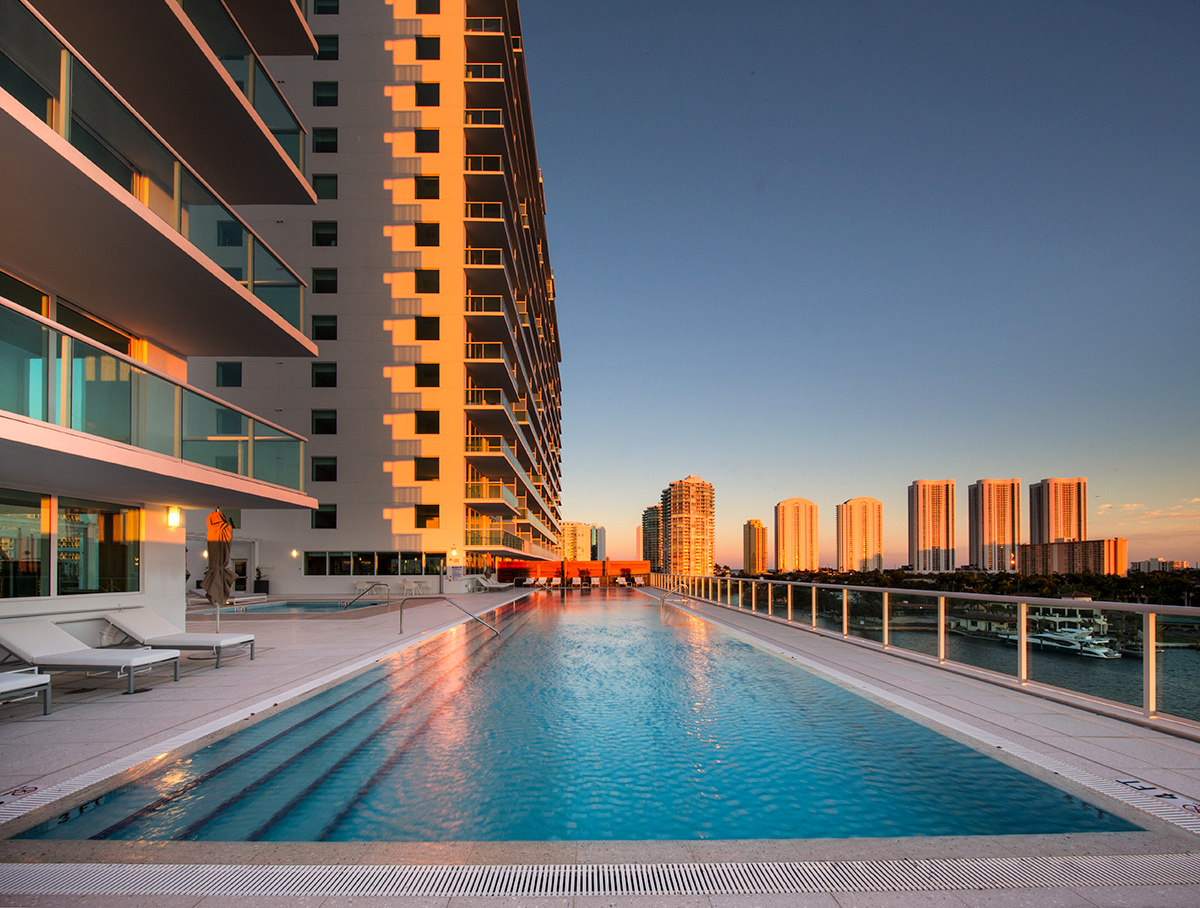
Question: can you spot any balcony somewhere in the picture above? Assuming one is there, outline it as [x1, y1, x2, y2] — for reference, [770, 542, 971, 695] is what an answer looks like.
[464, 387, 518, 436]
[26, 0, 312, 204]
[465, 482, 519, 516]
[464, 341, 516, 396]
[465, 108, 503, 126]
[465, 434, 522, 480]
[0, 1, 312, 356]
[465, 528, 527, 556]
[0, 298, 311, 509]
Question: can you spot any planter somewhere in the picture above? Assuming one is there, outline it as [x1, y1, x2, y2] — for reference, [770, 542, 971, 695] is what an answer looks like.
[253, 579, 269, 594]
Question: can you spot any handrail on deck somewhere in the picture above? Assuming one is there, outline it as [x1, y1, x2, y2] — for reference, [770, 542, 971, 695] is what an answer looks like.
[341, 582, 392, 610]
[389, 595, 500, 637]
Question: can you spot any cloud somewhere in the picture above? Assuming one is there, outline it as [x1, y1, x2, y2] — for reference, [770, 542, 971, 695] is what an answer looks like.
[1097, 503, 1113, 514]
[1121, 503, 1145, 511]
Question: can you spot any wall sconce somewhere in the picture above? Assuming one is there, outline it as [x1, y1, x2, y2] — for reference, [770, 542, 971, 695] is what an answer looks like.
[291, 549, 299, 558]
[202, 549, 209, 560]
[167, 506, 181, 528]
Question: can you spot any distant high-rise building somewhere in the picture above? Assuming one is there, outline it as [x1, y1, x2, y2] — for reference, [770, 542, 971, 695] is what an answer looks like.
[968, 479, 1021, 572]
[1019, 538, 1127, 576]
[837, 497, 883, 572]
[641, 504, 662, 572]
[1029, 478, 1087, 543]
[775, 498, 818, 572]
[1130, 558, 1190, 573]
[743, 520, 767, 574]
[908, 480, 955, 573]
[561, 522, 604, 561]
[635, 525, 643, 563]
[661, 475, 715, 575]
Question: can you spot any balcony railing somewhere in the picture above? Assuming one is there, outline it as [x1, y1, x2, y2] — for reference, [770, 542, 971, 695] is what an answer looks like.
[465, 482, 519, 510]
[465, 248, 503, 266]
[464, 155, 503, 173]
[464, 17, 504, 33]
[652, 573, 1200, 726]
[465, 341, 514, 373]
[465, 63, 502, 79]
[465, 108, 503, 125]
[0, 298, 305, 492]
[465, 529, 526, 552]
[0, 0, 304, 329]
[465, 202, 503, 219]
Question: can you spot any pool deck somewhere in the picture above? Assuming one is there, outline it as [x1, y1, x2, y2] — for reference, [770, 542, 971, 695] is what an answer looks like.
[0, 587, 1198, 906]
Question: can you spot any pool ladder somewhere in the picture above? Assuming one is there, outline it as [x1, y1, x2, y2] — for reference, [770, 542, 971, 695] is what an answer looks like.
[340, 582, 392, 610]
[388, 595, 500, 637]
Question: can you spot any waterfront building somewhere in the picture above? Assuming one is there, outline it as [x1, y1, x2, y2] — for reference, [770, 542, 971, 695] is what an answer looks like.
[190, 0, 563, 594]
[968, 478, 1021, 572]
[1019, 538, 1128, 576]
[1130, 558, 1190, 573]
[641, 504, 662, 572]
[908, 480, 955, 573]
[0, 0, 317, 625]
[836, 497, 883, 572]
[661, 475, 714, 576]
[1029, 477, 1087, 544]
[743, 520, 767, 575]
[559, 522, 604, 562]
[774, 497, 818, 572]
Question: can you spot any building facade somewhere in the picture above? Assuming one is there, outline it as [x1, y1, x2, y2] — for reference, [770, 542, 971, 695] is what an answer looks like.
[641, 504, 662, 573]
[743, 519, 767, 575]
[774, 497, 818, 572]
[968, 478, 1021, 572]
[190, 0, 563, 594]
[560, 521, 604, 561]
[660, 475, 714, 576]
[1019, 538, 1128, 576]
[0, 0, 317, 630]
[836, 497, 883, 572]
[1029, 477, 1087, 544]
[907, 479, 955, 573]
[1130, 558, 1190, 573]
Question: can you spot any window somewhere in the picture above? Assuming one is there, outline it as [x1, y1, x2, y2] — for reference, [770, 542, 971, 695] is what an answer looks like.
[414, 175, 439, 199]
[416, 0, 439, 13]
[415, 504, 439, 529]
[414, 316, 439, 340]
[414, 129, 439, 153]
[352, 552, 375, 575]
[415, 410, 439, 434]
[414, 222, 439, 246]
[313, 0, 339, 12]
[58, 497, 140, 595]
[216, 221, 243, 247]
[377, 552, 399, 575]
[312, 128, 338, 153]
[304, 552, 328, 576]
[413, 457, 439, 481]
[328, 552, 351, 574]
[312, 221, 338, 247]
[312, 268, 338, 294]
[0, 489, 47, 598]
[314, 35, 339, 60]
[312, 362, 338, 387]
[414, 269, 439, 293]
[313, 81, 338, 106]
[312, 504, 337, 529]
[311, 456, 337, 482]
[312, 409, 337, 434]
[312, 314, 338, 339]
[215, 362, 242, 387]
[414, 82, 439, 106]
[312, 173, 338, 199]
[415, 37, 440, 60]
[415, 363, 439, 387]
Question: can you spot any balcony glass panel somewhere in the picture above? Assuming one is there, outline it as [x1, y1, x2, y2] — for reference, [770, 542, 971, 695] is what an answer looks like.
[252, 59, 304, 169]
[253, 239, 304, 329]
[252, 423, 303, 490]
[465, 63, 502, 79]
[0, 0, 58, 126]
[465, 108, 502, 125]
[182, 394, 247, 475]
[69, 339, 132, 444]
[0, 303, 48, 420]
[141, 371, 179, 456]
[464, 18, 503, 32]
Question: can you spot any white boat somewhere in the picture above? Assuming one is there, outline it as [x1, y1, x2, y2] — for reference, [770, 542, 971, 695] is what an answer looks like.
[1000, 628, 1122, 659]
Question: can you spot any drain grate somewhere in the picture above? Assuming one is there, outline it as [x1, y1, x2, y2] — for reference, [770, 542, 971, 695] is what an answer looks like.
[2, 855, 1199, 897]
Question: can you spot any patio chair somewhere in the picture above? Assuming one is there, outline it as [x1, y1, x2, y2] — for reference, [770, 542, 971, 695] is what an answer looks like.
[633, 576, 646, 587]
[549, 577, 561, 589]
[0, 620, 179, 695]
[476, 575, 514, 591]
[615, 576, 628, 587]
[570, 576, 582, 588]
[0, 668, 51, 715]
[590, 576, 600, 588]
[104, 608, 254, 669]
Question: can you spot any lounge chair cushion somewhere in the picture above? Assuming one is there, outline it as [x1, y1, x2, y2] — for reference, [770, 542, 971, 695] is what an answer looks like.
[0, 670, 49, 697]
[0, 620, 178, 669]
[104, 608, 254, 651]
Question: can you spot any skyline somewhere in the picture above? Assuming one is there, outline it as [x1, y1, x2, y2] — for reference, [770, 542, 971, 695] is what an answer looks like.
[516, 0, 1200, 567]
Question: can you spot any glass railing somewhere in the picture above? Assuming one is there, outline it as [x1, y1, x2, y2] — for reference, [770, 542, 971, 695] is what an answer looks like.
[465, 108, 503, 125]
[0, 298, 305, 492]
[465, 529, 526, 552]
[464, 18, 504, 33]
[651, 573, 1200, 726]
[465, 482, 518, 510]
[465, 202, 503, 219]
[182, 0, 305, 169]
[465, 63, 502, 79]
[465, 342, 513, 373]
[466, 248, 503, 266]
[464, 155, 503, 173]
[0, 0, 304, 330]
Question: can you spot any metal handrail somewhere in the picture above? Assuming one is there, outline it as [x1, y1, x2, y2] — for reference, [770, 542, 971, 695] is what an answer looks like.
[341, 582, 392, 610]
[390, 595, 499, 636]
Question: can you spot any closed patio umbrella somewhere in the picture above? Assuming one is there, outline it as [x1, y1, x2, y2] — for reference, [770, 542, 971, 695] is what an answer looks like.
[201, 508, 235, 631]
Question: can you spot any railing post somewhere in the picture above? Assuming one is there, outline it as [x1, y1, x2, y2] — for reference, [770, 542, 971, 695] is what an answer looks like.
[787, 584, 793, 622]
[751, 581, 756, 612]
[1017, 602, 1028, 683]
[1144, 611, 1157, 718]
[937, 595, 946, 663]
[882, 591, 890, 648]
[841, 588, 849, 638]
[811, 586, 817, 627]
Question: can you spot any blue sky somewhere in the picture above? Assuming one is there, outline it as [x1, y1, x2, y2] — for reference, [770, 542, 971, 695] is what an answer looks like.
[517, 0, 1200, 568]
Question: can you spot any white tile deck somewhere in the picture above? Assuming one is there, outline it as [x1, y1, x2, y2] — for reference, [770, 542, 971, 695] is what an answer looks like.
[0, 587, 1197, 907]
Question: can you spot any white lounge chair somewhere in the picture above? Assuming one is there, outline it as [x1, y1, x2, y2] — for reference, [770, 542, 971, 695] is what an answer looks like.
[633, 576, 646, 587]
[0, 620, 179, 695]
[570, 576, 582, 588]
[549, 576, 561, 589]
[475, 575, 514, 591]
[615, 576, 628, 587]
[590, 576, 600, 588]
[0, 668, 51, 715]
[105, 608, 254, 669]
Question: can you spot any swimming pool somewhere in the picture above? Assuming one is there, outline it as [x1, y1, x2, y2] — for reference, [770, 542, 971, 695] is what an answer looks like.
[22, 595, 1138, 841]
[201, 600, 387, 614]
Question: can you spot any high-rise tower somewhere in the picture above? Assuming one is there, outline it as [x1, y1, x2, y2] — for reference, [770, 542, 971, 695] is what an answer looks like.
[661, 475, 714, 576]
[907, 480, 955, 573]
[743, 519, 767, 575]
[836, 497, 883, 572]
[968, 479, 1021, 572]
[775, 497, 818, 572]
[1029, 478, 1087, 544]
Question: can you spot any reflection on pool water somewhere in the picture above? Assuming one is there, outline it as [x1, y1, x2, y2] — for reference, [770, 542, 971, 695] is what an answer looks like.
[23, 595, 1140, 842]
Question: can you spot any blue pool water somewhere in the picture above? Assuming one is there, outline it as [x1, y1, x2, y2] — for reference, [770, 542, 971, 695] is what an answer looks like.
[23, 595, 1138, 841]
[203, 600, 385, 614]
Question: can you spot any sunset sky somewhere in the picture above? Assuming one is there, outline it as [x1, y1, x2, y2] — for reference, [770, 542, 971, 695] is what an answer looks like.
[518, 0, 1200, 568]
